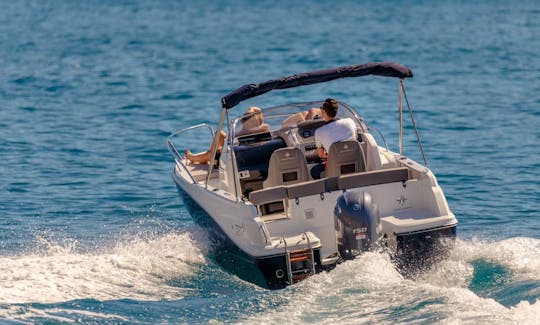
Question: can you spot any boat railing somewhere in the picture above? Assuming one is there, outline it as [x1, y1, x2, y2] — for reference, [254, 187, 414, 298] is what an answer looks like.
[303, 232, 316, 274]
[283, 237, 293, 284]
[259, 224, 270, 245]
[167, 123, 215, 184]
[367, 125, 389, 151]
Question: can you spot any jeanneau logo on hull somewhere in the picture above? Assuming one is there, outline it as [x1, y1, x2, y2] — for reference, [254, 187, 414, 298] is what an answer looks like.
[396, 195, 407, 207]
[232, 223, 244, 234]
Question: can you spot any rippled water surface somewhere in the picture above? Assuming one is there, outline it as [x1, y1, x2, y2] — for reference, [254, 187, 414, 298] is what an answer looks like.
[1, 1, 539, 323]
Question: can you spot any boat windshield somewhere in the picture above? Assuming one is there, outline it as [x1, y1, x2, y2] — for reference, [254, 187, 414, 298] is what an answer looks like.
[230, 101, 367, 138]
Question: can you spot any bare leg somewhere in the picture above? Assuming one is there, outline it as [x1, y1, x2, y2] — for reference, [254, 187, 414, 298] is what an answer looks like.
[215, 131, 226, 149]
[306, 108, 322, 119]
[185, 131, 226, 165]
[281, 111, 309, 128]
[185, 149, 212, 164]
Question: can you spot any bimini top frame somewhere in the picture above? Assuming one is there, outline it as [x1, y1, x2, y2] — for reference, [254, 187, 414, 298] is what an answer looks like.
[221, 61, 413, 110]
[205, 62, 419, 189]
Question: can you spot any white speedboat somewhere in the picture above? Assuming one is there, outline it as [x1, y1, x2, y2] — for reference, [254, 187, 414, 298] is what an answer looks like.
[168, 62, 457, 289]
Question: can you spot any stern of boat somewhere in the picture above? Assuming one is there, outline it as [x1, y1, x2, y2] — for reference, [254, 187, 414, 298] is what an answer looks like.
[391, 224, 457, 276]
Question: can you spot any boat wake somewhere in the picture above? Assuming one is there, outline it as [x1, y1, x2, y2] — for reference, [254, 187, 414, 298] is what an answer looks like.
[1, 233, 539, 323]
[240, 237, 540, 324]
[0, 231, 209, 305]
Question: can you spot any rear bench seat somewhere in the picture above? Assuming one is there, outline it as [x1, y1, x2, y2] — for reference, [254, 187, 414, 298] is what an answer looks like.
[248, 180, 326, 220]
[249, 167, 409, 218]
[337, 167, 409, 190]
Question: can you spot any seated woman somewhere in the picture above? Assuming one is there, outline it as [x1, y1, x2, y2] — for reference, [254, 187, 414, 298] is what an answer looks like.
[281, 107, 322, 129]
[235, 106, 270, 137]
[185, 130, 227, 165]
[185, 107, 267, 165]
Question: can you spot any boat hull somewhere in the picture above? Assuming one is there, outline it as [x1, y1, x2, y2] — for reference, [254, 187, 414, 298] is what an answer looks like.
[176, 180, 456, 289]
[177, 184, 298, 289]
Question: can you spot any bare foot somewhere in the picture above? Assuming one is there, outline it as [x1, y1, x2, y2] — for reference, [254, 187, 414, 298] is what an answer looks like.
[184, 149, 193, 165]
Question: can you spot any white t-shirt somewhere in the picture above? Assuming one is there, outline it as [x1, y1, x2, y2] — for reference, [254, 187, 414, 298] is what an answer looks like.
[315, 118, 357, 153]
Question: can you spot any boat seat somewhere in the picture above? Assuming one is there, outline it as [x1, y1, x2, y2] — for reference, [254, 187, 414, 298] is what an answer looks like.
[360, 132, 382, 171]
[323, 176, 339, 192]
[249, 186, 288, 217]
[337, 167, 409, 190]
[249, 186, 287, 206]
[184, 163, 220, 182]
[263, 147, 310, 188]
[324, 140, 366, 178]
[235, 123, 271, 138]
[286, 179, 325, 200]
[234, 137, 287, 196]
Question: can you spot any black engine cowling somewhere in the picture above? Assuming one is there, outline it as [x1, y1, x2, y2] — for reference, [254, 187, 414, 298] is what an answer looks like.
[334, 191, 380, 260]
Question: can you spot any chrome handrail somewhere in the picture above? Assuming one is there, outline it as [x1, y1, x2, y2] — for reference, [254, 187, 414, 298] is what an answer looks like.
[303, 232, 316, 274]
[167, 123, 214, 184]
[367, 125, 389, 151]
[283, 237, 292, 284]
[259, 224, 270, 245]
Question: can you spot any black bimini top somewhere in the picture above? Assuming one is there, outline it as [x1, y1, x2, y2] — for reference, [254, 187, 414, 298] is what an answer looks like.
[221, 61, 413, 109]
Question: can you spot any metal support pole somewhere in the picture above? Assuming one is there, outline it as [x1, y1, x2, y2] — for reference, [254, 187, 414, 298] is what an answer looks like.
[401, 82, 429, 166]
[226, 112, 240, 202]
[206, 107, 227, 188]
[398, 79, 403, 155]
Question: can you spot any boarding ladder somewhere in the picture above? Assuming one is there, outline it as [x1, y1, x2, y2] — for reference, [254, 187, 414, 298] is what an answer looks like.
[284, 232, 317, 284]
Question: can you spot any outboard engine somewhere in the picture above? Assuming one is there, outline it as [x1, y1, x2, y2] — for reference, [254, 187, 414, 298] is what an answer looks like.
[335, 191, 380, 260]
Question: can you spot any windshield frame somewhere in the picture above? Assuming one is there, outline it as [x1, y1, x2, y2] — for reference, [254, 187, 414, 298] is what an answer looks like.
[229, 100, 368, 140]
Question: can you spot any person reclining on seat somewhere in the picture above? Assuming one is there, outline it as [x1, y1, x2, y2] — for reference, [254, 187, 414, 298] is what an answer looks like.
[185, 130, 227, 166]
[311, 98, 357, 179]
[235, 106, 270, 137]
[185, 106, 267, 165]
[281, 107, 322, 129]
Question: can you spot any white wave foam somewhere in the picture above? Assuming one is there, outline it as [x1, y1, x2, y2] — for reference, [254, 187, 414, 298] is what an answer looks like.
[448, 237, 540, 281]
[0, 231, 209, 305]
[3, 233, 539, 323]
[0, 305, 129, 324]
[241, 237, 540, 324]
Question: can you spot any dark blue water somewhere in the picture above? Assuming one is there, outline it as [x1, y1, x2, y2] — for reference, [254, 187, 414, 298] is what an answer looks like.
[1, 1, 539, 323]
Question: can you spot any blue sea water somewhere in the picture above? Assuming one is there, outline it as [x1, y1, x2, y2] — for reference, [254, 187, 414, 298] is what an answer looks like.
[0, 0, 539, 323]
